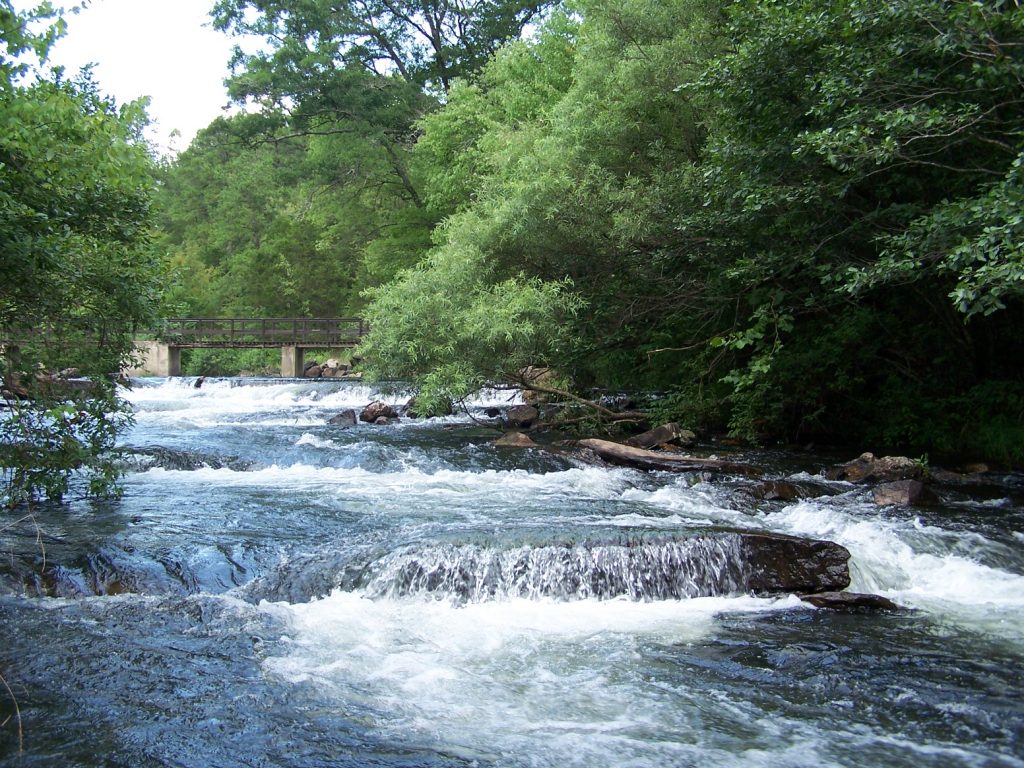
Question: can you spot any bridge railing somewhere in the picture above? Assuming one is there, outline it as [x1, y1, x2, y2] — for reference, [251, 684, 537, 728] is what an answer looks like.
[158, 317, 367, 348]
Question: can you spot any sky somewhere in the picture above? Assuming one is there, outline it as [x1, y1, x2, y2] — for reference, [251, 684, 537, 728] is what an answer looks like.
[14, 0, 245, 154]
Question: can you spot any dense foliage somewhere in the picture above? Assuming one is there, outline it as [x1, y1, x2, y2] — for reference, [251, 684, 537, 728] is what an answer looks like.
[687, 0, 1024, 457]
[157, 0, 554, 321]
[159, 0, 1024, 462]
[1, 1, 160, 504]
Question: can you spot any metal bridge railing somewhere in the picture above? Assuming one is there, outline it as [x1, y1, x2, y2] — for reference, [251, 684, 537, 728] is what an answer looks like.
[157, 317, 367, 348]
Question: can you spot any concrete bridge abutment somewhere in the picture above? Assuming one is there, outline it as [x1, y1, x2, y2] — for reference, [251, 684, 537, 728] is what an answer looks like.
[280, 346, 305, 378]
[125, 340, 181, 377]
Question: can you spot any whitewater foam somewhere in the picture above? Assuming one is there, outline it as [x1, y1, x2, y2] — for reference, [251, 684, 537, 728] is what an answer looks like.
[257, 590, 801, 767]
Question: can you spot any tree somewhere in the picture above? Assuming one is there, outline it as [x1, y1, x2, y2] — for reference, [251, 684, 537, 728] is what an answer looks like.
[363, 0, 1024, 460]
[359, 205, 584, 413]
[199, 0, 556, 295]
[361, 0, 725, 405]
[1, 2, 161, 505]
[156, 111, 429, 320]
[212, 0, 552, 96]
[682, 0, 1024, 454]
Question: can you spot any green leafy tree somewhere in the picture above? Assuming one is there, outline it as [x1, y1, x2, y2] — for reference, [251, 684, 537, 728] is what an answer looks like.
[1, 2, 160, 505]
[365, 0, 1024, 460]
[363, 0, 725, 405]
[683, 0, 1024, 455]
[201, 0, 554, 290]
[212, 0, 552, 96]
[360, 217, 584, 413]
[156, 114, 416, 318]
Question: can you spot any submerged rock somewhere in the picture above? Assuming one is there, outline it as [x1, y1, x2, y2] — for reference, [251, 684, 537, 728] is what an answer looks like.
[737, 479, 834, 502]
[328, 409, 358, 427]
[494, 431, 536, 448]
[122, 447, 254, 472]
[799, 591, 901, 611]
[352, 531, 850, 603]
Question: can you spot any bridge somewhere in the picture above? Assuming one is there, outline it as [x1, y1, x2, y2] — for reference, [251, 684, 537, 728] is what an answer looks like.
[133, 317, 368, 377]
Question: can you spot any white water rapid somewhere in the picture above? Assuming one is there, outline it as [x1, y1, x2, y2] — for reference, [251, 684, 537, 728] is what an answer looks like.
[0, 377, 1020, 768]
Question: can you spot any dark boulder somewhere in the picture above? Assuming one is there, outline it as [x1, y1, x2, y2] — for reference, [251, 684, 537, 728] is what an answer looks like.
[737, 479, 835, 502]
[799, 591, 901, 611]
[739, 533, 851, 595]
[827, 452, 923, 483]
[506, 404, 540, 429]
[625, 422, 696, 450]
[328, 409, 358, 427]
[873, 479, 939, 507]
[360, 401, 398, 423]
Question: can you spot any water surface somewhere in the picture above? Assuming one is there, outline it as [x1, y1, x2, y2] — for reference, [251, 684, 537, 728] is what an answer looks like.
[1, 378, 1022, 767]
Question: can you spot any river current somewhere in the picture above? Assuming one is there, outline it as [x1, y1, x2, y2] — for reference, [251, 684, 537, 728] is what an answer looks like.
[1, 378, 1023, 767]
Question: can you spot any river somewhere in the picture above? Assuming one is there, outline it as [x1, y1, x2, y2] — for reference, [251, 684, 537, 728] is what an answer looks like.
[1, 377, 1023, 767]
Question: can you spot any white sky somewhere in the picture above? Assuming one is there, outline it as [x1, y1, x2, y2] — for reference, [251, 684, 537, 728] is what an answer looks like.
[14, 0, 245, 154]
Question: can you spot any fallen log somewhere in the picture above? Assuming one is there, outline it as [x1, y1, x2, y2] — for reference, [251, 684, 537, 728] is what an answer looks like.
[577, 438, 759, 475]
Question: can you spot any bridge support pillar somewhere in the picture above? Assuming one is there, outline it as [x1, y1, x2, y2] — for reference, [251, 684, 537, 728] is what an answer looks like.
[125, 341, 180, 376]
[281, 346, 305, 378]
[153, 344, 181, 377]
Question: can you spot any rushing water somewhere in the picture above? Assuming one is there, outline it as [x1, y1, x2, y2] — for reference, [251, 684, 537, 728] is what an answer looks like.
[1, 378, 1023, 767]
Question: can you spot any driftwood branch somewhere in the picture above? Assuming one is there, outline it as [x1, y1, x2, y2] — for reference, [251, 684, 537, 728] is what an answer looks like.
[577, 438, 759, 475]
[509, 377, 646, 422]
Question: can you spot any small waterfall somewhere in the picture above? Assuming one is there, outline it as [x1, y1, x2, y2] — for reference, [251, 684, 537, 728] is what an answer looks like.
[359, 536, 751, 602]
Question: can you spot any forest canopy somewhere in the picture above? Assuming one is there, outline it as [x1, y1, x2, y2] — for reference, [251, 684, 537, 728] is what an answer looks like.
[156, 0, 1024, 463]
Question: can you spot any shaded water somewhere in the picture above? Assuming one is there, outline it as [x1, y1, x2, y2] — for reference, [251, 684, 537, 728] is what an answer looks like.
[1, 378, 1023, 767]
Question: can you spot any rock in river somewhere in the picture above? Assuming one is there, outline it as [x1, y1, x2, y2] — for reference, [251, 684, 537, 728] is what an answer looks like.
[799, 591, 901, 611]
[625, 422, 697, 450]
[827, 452, 923, 483]
[328, 409, 358, 427]
[737, 533, 851, 595]
[494, 431, 537, 448]
[873, 479, 939, 507]
[360, 401, 398, 423]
